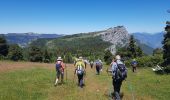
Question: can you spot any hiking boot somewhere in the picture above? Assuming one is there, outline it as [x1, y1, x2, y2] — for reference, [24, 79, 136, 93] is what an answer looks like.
[54, 83, 57, 87]
[54, 78, 58, 86]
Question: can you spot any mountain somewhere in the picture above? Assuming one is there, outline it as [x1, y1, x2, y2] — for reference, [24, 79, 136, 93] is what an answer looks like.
[136, 40, 154, 55]
[30, 32, 112, 58]
[133, 32, 164, 49]
[98, 26, 154, 55]
[99, 26, 130, 54]
[30, 26, 154, 55]
[1, 33, 63, 47]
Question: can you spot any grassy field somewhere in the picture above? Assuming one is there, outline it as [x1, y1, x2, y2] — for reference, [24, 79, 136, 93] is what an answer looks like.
[0, 61, 170, 100]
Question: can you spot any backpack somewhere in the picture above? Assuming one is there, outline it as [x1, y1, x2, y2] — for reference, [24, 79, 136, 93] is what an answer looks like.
[116, 63, 127, 80]
[76, 64, 84, 75]
[132, 61, 137, 67]
[56, 61, 62, 71]
[96, 61, 102, 68]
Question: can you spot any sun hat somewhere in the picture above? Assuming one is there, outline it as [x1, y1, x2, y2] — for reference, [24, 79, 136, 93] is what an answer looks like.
[115, 55, 121, 60]
[57, 57, 62, 61]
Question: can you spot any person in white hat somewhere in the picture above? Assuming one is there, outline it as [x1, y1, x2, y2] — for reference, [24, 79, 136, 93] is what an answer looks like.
[54, 57, 65, 86]
[109, 55, 127, 100]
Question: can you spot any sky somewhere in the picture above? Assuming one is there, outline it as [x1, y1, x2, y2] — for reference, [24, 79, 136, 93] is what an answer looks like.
[0, 0, 170, 34]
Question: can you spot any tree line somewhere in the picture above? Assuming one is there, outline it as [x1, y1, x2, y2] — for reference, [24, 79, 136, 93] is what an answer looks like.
[0, 22, 170, 72]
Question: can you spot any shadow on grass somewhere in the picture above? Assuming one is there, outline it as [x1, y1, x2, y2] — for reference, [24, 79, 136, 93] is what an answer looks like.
[154, 69, 170, 75]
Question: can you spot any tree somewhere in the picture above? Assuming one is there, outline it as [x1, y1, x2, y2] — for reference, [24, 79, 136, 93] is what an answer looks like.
[0, 35, 8, 56]
[116, 47, 131, 59]
[8, 44, 23, 61]
[64, 52, 73, 63]
[153, 48, 163, 56]
[43, 49, 51, 63]
[128, 35, 137, 58]
[162, 21, 170, 66]
[136, 46, 143, 57]
[29, 46, 43, 62]
[104, 50, 113, 65]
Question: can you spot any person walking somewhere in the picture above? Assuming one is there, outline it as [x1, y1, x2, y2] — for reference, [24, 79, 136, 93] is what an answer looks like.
[108, 55, 127, 100]
[74, 57, 86, 88]
[99, 60, 103, 72]
[95, 59, 102, 75]
[54, 57, 65, 86]
[131, 59, 137, 72]
[90, 61, 94, 69]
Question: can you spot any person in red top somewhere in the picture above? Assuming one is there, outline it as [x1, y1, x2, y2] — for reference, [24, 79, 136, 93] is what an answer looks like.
[54, 57, 65, 86]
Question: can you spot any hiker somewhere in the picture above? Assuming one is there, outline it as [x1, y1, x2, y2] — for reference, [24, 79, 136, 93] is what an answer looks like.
[90, 61, 94, 69]
[131, 59, 137, 72]
[99, 60, 103, 72]
[54, 57, 65, 86]
[95, 59, 102, 75]
[74, 59, 77, 66]
[84, 59, 87, 69]
[108, 55, 127, 100]
[74, 56, 86, 88]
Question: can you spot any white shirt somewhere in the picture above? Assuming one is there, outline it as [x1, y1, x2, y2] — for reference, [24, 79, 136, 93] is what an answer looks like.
[111, 62, 117, 76]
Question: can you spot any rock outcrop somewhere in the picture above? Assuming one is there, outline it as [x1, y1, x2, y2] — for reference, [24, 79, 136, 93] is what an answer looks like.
[98, 26, 130, 54]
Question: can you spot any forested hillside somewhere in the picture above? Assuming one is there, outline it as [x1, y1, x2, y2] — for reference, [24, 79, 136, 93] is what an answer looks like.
[30, 34, 112, 60]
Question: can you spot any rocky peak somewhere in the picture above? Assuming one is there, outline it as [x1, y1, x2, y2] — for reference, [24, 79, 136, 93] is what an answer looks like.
[99, 26, 130, 54]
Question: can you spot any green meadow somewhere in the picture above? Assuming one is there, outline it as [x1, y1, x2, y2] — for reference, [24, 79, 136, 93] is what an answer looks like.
[0, 61, 170, 100]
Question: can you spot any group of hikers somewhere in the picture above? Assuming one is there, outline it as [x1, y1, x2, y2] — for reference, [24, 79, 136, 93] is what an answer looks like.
[54, 55, 138, 100]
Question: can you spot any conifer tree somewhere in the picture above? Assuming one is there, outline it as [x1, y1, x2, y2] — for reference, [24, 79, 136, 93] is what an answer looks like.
[43, 49, 51, 63]
[162, 21, 170, 66]
[0, 35, 8, 56]
[104, 50, 113, 65]
[29, 46, 43, 62]
[8, 44, 23, 61]
[128, 35, 137, 58]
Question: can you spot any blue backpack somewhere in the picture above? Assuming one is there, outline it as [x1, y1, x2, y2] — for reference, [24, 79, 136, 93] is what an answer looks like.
[116, 64, 127, 80]
[132, 61, 137, 67]
[56, 62, 62, 71]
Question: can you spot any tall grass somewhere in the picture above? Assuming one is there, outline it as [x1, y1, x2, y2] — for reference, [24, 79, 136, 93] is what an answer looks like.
[0, 64, 170, 100]
[0, 67, 55, 100]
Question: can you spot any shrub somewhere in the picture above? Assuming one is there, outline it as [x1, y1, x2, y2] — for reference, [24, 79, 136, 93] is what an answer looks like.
[125, 55, 163, 67]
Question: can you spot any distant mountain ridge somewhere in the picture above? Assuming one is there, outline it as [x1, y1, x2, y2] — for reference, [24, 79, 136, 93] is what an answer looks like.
[0, 27, 156, 55]
[133, 32, 164, 49]
[30, 26, 154, 55]
[0, 33, 62, 47]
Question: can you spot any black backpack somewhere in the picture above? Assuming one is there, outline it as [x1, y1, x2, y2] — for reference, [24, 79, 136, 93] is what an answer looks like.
[116, 64, 127, 80]
[96, 61, 102, 68]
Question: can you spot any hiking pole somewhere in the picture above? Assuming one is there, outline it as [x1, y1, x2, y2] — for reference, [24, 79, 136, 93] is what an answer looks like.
[73, 69, 76, 84]
[73, 72, 76, 83]
[84, 71, 86, 85]
[65, 63, 67, 83]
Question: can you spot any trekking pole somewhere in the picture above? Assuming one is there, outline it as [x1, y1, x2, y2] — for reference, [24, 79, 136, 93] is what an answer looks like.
[65, 63, 67, 83]
[73, 72, 75, 83]
[84, 71, 86, 85]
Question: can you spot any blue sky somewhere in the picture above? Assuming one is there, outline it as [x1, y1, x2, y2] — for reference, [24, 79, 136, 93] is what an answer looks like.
[0, 0, 170, 34]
